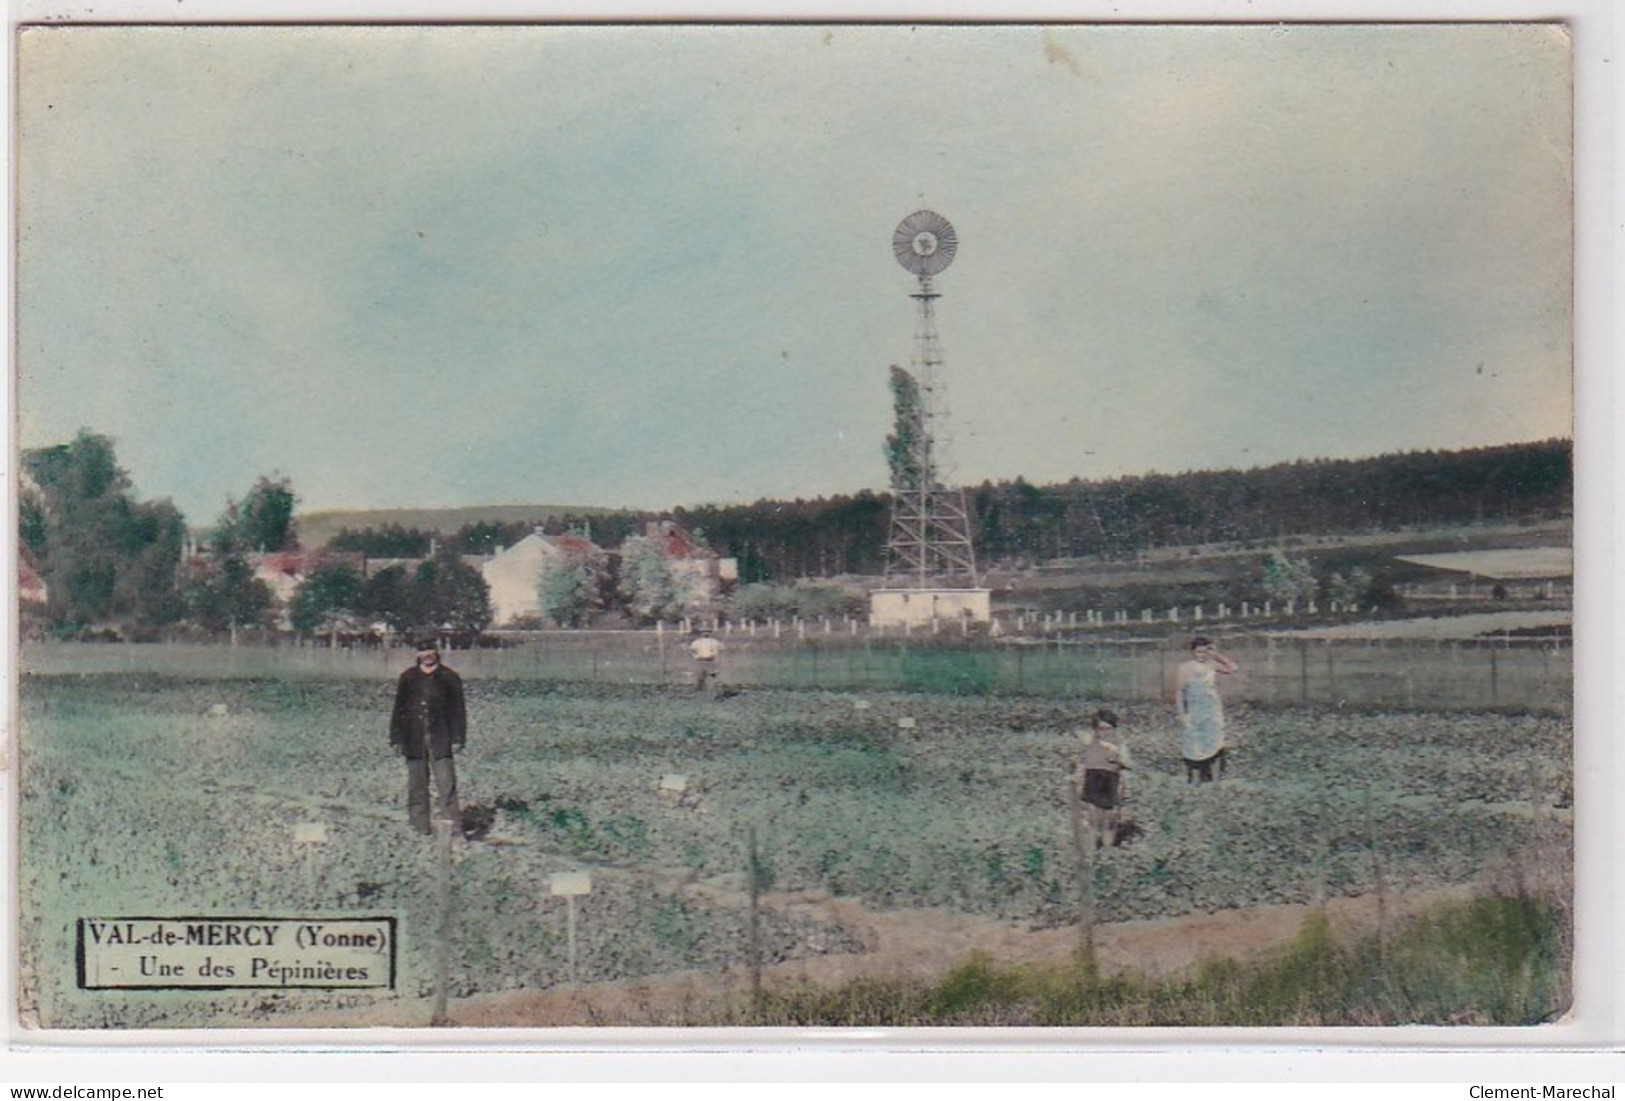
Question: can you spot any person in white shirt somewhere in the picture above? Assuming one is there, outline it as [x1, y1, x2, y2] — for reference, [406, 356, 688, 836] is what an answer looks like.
[689, 627, 723, 693]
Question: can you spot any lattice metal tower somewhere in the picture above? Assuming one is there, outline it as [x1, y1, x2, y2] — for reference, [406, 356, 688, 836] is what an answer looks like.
[883, 210, 979, 589]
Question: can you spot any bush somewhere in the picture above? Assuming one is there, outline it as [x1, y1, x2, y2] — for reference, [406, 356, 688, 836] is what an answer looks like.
[730, 580, 866, 621]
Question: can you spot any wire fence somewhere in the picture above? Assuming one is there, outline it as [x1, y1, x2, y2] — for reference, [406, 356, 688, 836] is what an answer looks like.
[22, 632, 1572, 713]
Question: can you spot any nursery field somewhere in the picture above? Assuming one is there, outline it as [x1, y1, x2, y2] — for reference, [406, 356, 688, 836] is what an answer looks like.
[17, 669, 1571, 1029]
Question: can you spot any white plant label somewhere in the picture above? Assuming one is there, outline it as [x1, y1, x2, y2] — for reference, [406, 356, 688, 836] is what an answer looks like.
[550, 871, 592, 897]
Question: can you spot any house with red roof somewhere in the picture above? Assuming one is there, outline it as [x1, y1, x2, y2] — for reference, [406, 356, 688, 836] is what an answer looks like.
[630, 520, 738, 613]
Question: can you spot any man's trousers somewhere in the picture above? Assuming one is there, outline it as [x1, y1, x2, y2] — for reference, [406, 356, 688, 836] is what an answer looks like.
[406, 755, 459, 835]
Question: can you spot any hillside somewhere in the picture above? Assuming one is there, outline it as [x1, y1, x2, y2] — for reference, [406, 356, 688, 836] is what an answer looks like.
[298, 503, 634, 549]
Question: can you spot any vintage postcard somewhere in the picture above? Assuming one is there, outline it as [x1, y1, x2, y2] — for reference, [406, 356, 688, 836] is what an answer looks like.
[12, 21, 1577, 1036]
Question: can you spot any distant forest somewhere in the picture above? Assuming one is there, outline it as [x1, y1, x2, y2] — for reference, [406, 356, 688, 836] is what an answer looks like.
[679, 439, 1572, 582]
[324, 440, 1570, 584]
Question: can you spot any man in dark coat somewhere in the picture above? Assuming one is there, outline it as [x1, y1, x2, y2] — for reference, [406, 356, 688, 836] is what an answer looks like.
[390, 637, 467, 835]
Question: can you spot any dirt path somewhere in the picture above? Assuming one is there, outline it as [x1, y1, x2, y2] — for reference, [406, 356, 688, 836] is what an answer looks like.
[427, 882, 1481, 1028]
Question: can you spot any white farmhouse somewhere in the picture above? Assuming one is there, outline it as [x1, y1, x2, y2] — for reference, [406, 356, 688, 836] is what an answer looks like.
[481, 531, 603, 626]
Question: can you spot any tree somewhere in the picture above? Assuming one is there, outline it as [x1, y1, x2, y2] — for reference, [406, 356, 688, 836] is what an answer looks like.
[1324, 567, 1375, 607]
[328, 524, 433, 557]
[182, 555, 273, 634]
[113, 499, 189, 626]
[536, 543, 607, 628]
[619, 535, 682, 623]
[730, 581, 799, 621]
[182, 476, 301, 636]
[19, 483, 47, 559]
[289, 562, 367, 634]
[884, 365, 926, 492]
[1259, 550, 1317, 605]
[213, 475, 298, 555]
[410, 551, 493, 633]
[22, 430, 186, 631]
[453, 519, 536, 556]
[25, 429, 127, 503]
[729, 580, 863, 621]
[361, 565, 415, 631]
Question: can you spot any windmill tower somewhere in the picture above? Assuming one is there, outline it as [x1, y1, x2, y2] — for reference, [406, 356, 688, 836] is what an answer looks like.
[870, 210, 991, 628]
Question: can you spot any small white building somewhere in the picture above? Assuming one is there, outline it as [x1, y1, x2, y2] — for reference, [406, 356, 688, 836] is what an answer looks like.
[869, 587, 992, 628]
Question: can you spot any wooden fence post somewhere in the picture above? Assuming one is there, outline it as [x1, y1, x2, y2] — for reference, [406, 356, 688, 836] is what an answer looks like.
[749, 826, 763, 1017]
[1365, 784, 1388, 963]
[432, 817, 453, 1026]
[1069, 780, 1095, 959]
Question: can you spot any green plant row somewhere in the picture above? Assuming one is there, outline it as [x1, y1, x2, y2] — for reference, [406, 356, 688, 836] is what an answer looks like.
[706, 891, 1569, 1027]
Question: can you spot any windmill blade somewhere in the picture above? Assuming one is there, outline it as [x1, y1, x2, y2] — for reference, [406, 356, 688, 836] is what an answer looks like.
[893, 210, 958, 277]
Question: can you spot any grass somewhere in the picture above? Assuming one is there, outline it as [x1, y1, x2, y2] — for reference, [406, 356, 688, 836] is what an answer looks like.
[18, 671, 1570, 1027]
[708, 891, 1569, 1027]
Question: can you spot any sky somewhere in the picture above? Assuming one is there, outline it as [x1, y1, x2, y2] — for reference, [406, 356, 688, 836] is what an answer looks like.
[15, 22, 1574, 522]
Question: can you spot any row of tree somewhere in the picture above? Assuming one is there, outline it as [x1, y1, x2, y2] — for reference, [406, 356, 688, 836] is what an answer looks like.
[289, 554, 492, 635]
[671, 439, 1571, 581]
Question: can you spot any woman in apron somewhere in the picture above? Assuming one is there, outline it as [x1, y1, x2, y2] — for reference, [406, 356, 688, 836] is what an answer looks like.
[1175, 636, 1238, 782]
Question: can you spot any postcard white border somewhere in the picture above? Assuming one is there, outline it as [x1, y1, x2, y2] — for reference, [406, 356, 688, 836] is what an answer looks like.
[2, 0, 1617, 1085]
